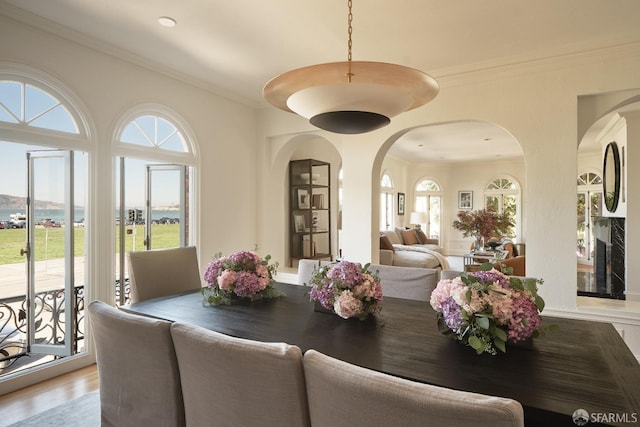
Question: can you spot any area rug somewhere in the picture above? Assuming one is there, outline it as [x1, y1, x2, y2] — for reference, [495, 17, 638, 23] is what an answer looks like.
[8, 390, 100, 427]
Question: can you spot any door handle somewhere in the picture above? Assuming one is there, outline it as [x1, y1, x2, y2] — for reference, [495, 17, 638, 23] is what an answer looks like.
[20, 247, 30, 257]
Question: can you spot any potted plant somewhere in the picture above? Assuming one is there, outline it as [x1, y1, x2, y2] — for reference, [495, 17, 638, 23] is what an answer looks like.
[452, 208, 514, 251]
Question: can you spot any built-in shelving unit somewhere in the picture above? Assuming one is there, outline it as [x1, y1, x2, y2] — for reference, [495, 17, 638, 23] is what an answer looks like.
[289, 159, 332, 267]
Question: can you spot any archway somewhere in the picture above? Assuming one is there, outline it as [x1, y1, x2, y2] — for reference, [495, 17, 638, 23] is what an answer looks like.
[372, 120, 524, 265]
[266, 134, 342, 273]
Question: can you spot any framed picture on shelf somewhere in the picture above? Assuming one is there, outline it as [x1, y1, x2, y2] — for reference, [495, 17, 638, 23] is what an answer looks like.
[294, 214, 305, 233]
[311, 194, 324, 209]
[297, 189, 310, 209]
[458, 191, 473, 209]
[398, 192, 405, 215]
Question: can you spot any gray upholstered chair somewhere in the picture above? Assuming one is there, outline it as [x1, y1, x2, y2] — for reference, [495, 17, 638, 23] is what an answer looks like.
[87, 300, 185, 427]
[296, 259, 331, 286]
[369, 264, 438, 301]
[303, 349, 524, 427]
[170, 322, 310, 427]
[127, 246, 201, 303]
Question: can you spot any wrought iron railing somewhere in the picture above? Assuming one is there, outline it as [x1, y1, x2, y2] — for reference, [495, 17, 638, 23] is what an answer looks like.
[0, 280, 130, 375]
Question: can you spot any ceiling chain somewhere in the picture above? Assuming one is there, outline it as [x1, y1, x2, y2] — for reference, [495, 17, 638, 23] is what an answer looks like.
[347, 0, 354, 82]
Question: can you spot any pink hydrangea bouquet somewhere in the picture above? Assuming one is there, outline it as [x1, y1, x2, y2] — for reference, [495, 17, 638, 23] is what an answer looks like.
[308, 260, 383, 320]
[430, 268, 547, 355]
[202, 250, 281, 305]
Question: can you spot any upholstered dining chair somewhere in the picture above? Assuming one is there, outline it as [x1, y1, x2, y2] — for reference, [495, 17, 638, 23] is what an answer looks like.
[369, 264, 438, 301]
[127, 245, 201, 303]
[303, 349, 524, 427]
[87, 300, 185, 427]
[170, 322, 310, 427]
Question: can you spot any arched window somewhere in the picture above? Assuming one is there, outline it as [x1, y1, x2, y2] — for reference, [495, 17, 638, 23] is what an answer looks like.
[0, 80, 79, 133]
[120, 114, 188, 153]
[0, 72, 91, 375]
[414, 179, 442, 240]
[114, 108, 198, 305]
[380, 173, 394, 230]
[577, 171, 602, 262]
[484, 177, 519, 238]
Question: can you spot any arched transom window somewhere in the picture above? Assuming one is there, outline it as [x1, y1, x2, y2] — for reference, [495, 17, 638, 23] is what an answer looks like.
[0, 80, 79, 133]
[120, 114, 188, 153]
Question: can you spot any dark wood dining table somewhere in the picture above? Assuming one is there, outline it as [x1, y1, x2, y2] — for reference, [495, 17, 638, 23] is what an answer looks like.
[121, 282, 640, 426]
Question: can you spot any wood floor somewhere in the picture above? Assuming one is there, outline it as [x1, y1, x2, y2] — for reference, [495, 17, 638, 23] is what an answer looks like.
[0, 364, 98, 426]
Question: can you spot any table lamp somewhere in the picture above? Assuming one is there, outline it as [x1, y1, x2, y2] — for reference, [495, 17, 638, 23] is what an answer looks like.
[409, 211, 427, 230]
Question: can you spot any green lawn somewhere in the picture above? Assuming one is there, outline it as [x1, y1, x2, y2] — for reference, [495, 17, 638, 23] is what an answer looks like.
[0, 224, 180, 265]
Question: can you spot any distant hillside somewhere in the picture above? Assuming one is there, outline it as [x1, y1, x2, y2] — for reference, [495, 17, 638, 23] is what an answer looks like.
[0, 194, 65, 210]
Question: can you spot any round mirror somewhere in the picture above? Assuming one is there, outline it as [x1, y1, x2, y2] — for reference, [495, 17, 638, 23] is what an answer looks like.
[603, 141, 621, 212]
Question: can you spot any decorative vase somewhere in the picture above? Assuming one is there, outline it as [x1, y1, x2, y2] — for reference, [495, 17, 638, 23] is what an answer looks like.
[473, 235, 484, 251]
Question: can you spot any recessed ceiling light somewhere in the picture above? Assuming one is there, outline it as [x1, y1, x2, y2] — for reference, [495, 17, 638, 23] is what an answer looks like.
[158, 16, 176, 27]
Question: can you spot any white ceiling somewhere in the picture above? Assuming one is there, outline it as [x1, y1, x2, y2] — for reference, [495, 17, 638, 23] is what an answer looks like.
[4, 0, 640, 162]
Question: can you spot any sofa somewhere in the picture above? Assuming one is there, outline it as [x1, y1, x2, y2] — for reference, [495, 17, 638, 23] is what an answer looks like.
[379, 228, 449, 270]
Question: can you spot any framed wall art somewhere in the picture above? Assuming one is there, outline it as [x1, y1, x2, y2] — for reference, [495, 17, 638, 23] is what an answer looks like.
[458, 191, 473, 210]
[398, 192, 405, 215]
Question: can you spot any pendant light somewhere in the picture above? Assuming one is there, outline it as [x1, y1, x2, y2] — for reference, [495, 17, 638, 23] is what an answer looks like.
[263, 0, 439, 134]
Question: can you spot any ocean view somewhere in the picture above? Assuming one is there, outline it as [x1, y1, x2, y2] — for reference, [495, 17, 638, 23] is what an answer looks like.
[0, 208, 179, 224]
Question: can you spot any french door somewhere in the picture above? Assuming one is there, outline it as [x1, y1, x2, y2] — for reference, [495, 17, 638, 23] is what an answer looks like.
[144, 164, 187, 249]
[25, 150, 75, 357]
[116, 159, 188, 305]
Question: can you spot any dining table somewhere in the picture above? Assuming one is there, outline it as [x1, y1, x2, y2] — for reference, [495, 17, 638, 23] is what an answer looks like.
[121, 282, 640, 426]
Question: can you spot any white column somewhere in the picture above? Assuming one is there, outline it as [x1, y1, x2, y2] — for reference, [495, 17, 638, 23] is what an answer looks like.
[619, 111, 640, 301]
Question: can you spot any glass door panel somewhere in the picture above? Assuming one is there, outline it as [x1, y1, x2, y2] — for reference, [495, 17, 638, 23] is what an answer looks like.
[26, 150, 74, 357]
[145, 164, 186, 250]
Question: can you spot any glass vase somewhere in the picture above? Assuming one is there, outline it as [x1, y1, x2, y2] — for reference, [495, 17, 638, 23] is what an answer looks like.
[473, 235, 484, 252]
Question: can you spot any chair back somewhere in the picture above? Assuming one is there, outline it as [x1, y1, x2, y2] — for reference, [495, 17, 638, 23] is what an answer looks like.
[170, 322, 310, 427]
[127, 246, 201, 303]
[303, 349, 524, 427]
[87, 301, 185, 427]
[369, 264, 437, 301]
[297, 259, 331, 286]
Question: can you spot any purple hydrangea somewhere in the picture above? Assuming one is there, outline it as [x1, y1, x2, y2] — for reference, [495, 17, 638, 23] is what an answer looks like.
[309, 261, 382, 319]
[326, 261, 363, 288]
[441, 297, 464, 332]
[470, 270, 511, 289]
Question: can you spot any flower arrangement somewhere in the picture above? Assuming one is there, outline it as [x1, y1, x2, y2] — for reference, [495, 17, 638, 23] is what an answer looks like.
[308, 261, 383, 320]
[452, 208, 514, 241]
[202, 250, 281, 305]
[430, 267, 550, 355]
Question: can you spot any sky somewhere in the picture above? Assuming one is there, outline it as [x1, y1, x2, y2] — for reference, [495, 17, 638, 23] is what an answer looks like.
[0, 81, 181, 207]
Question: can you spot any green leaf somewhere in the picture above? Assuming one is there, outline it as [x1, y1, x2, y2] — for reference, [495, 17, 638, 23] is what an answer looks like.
[465, 288, 472, 303]
[476, 316, 490, 330]
[535, 294, 545, 312]
[480, 262, 493, 271]
[494, 337, 506, 353]
[494, 327, 507, 342]
[468, 335, 483, 351]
